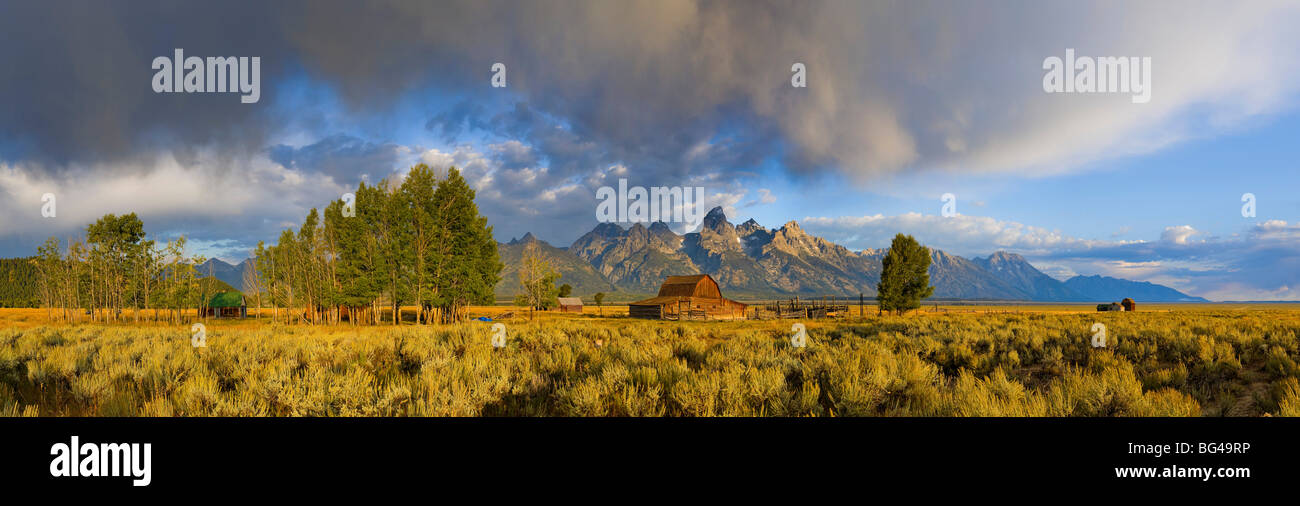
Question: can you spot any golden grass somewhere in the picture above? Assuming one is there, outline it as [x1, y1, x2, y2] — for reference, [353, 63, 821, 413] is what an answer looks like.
[1, 307, 1298, 417]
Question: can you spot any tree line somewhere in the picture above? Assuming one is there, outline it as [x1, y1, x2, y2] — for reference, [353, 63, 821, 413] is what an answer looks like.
[27, 164, 501, 325]
[31, 213, 221, 324]
[246, 165, 502, 325]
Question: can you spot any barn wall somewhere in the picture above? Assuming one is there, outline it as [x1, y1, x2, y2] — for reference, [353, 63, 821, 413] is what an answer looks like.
[628, 305, 663, 319]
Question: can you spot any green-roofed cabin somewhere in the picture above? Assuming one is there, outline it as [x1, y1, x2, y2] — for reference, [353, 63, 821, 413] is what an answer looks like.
[203, 291, 247, 318]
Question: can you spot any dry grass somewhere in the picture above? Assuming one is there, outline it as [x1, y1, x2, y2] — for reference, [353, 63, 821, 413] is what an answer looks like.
[1, 307, 1298, 417]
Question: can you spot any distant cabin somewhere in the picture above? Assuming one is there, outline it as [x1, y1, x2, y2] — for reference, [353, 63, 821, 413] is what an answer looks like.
[629, 274, 747, 320]
[557, 297, 584, 313]
[1121, 298, 1136, 312]
[203, 291, 247, 318]
[1096, 302, 1124, 312]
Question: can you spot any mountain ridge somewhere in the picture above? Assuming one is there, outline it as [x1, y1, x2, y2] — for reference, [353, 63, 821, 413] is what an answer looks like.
[491, 207, 1208, 302]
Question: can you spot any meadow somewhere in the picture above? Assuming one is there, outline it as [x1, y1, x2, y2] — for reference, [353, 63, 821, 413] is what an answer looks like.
[1, 306, 1298, 417]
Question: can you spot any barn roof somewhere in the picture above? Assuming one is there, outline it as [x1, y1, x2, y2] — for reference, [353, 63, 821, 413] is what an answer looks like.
[557, 297, 583, 306]
[657, 274, 720, 297]
[209, 291, 245, 308]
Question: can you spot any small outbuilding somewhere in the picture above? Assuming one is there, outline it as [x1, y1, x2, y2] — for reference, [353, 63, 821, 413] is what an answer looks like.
[557, 297, 584, 313]
[204, 291, 247, 318]
[1096, 302, 1124, 312]
[629, 274, 747, 320]
[1121, 298, 1136, 312]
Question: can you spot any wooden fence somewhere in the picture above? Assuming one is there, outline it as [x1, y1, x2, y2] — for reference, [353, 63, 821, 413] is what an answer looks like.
[751, 296, 851, 320]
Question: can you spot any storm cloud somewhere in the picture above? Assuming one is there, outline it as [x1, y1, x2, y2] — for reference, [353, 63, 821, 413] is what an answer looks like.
[1, 1, 1299, 300]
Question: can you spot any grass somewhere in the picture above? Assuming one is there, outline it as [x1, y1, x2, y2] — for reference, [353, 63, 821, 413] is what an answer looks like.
[1, 307, 1298, 416]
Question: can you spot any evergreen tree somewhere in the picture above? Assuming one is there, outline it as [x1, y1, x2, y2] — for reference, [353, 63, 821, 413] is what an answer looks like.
[428, 167, 502, 322]
[380, 178, 413, 324]
[876, 233, 934, 315]
[402, 164, 438, 324]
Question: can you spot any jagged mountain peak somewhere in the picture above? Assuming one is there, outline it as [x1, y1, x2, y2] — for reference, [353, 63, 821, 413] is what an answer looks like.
[591, 222, 626, 238]
[507, 232, 545, 246]
[736, 218, 766, 237]
[702, 206, 732, 231]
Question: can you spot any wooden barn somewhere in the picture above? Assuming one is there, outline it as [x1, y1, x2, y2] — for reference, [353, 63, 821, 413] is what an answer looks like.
[629, 274, 747, 320]
[557, 297, 584, 313]
[1121, 298, 1136, 312]
[203, 291, 247, 318]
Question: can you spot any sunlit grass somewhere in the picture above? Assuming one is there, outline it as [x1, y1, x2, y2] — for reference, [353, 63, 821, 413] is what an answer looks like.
[1, 308, 1297, 416]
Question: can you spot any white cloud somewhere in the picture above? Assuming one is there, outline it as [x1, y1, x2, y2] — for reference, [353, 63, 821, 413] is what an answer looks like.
[1160, 225, 1199, 245]
[0, 151, 345, 259]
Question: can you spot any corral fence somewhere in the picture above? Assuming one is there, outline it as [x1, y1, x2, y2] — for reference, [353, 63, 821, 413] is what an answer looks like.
[751, 296, 852, 320]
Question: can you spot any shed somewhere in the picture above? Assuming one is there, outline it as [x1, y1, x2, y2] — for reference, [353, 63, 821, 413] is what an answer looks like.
[1096, 302, 1124, 312]
[628, 274, 747, 320]
[204, 291, 247, 318]
[1121, 298, 1136, 312]
[557, 297, 584, 313]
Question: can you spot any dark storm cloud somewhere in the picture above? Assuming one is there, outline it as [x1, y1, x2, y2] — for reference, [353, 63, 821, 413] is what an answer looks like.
[4, 0, 1300, 293]
[7, 1, 1297, 180]
[425, 100, 490, 144]
[0, 0, 302, 172]
[268, 134, 411, 184]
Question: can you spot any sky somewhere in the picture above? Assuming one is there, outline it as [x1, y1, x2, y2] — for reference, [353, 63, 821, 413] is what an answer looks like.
[1, 0, 1298, 300]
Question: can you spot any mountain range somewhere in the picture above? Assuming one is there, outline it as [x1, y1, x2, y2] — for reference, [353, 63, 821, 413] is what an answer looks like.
[199, 207, 1207, 303]
[492, 207, 1208, 303]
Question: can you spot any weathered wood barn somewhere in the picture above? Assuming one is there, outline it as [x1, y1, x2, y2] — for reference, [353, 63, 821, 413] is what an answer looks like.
[1121, 298, 1136, 312]
[557, 297, 584, 313]
[629, 274, 747, 320]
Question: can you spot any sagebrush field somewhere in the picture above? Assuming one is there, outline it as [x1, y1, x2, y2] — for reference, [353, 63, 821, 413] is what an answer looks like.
[2, 307, 1299, 417]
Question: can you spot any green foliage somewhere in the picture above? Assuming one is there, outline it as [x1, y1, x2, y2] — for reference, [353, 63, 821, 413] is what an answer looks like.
[427, 168, 502, 317]
[558, 284, 573, 298]
[0, 258, 39, 307]
[249, 165, 502, 324]
[17, 214, 225, 323]
[877, 234, 934, 315]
